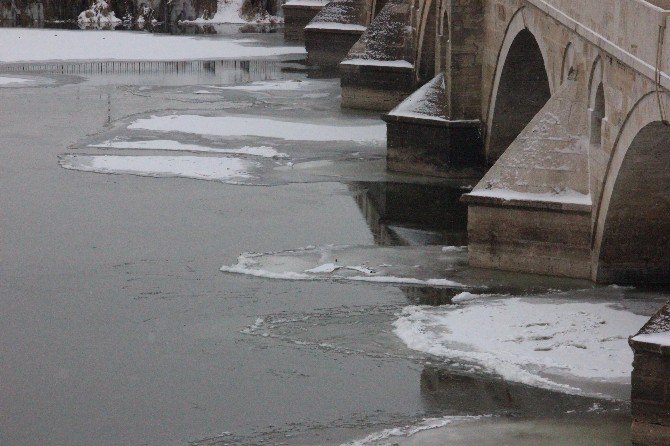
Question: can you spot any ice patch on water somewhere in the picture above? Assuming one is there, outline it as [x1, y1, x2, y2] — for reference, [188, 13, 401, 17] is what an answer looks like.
[393, 297, 650, 396]
[210, 80, 311, 91]
[340, 415, 487, 446]
[220, 246, 469, 288]
[128, 114, 386, 143]
[59, 154, 259, 182]
[0, 76, 31, 86]
[89, 139, 289, 158]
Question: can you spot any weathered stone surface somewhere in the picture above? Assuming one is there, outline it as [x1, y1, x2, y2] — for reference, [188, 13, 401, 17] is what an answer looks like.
[303, 0, 369, 69]
[283, 0, 327, 41]
[630, 303, 670, 446]
[304, 26, 365, 69]
[339, 0, 414, 109]
[384, 73, 484, 175]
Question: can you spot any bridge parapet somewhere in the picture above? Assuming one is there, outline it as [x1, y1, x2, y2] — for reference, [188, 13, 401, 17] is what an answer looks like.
[528, 0, 670, 88]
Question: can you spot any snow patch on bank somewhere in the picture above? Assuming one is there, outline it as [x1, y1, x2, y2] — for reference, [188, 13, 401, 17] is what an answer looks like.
[128, 114, 386, 143]
[89, 139, 288, 158]
[393, 297, 649, 396]
[0, 29, 305, 63]
[59, 154, 259, 182]
[340, 415, 487, 446]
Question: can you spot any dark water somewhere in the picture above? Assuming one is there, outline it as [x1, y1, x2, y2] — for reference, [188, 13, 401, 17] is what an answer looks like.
[1, 31, 668, 446]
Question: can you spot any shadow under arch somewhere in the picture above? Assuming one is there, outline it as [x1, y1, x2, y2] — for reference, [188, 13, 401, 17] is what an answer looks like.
[594, 115, 670, 284]
[484, 7, 552, 163]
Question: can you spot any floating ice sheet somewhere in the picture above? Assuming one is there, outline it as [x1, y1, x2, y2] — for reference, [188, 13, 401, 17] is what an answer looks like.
[0, 76, 31, 85]
[220, 245, 470, 288]
[128, 114, 387, 143]
[59, 154, 259, 183]
[393, 296, 650, 397]
[89, 139, 289, 158]
[340, 415, 487, 446]
[209, 80, 312, 91]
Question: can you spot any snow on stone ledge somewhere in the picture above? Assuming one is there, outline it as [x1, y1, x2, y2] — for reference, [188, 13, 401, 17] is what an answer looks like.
[340, 58, 413, 68]
[284, 0, 329, 7]
[466, 188, 592, 207]
[304, 22, 367, 31]
[388, 73, 450, 122]
[630, 302, 670, 350]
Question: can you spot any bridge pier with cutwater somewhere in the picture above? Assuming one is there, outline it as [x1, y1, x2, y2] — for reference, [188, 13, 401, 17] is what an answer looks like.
[285, 0, 670, 442]
[288, 0, 670, 284]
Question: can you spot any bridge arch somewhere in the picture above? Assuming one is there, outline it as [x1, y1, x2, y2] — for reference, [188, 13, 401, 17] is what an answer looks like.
[588, 57, 605, 146]
[414, 0, 438, 82]
[561, 42, 576, 84]
[593, 92, 670, 283]
[485, 8, 552, 163]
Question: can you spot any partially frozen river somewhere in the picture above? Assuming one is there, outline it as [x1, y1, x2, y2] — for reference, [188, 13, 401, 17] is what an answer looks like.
[0, 28, 668, 446]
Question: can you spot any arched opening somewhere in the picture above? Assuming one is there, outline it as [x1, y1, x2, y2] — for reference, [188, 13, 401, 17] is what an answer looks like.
[415, 0, 437, 82]
[434, 5, 449, 74]
[596, 121, 670, 284]
[590, 84, 605, 145]
[487, 29, 551, 162]
[561, 43, 575, 84]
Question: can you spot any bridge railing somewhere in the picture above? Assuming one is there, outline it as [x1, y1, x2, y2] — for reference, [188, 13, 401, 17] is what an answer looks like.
[530, 0, 670, 89]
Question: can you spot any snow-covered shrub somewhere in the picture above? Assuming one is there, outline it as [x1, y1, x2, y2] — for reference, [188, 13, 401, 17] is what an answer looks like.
[78, 0, 122, 28]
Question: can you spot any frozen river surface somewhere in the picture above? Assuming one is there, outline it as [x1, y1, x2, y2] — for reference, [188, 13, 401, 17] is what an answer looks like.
[0, 29, 668, 446]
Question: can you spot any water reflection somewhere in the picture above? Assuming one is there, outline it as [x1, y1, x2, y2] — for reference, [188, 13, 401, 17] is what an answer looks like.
[348, 181, 468, 247]
[0, 19, 281, 34]
[420, 364, 626, 416]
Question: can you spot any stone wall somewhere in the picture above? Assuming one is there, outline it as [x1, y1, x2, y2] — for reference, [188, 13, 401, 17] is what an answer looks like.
[630, 303, 670, 446]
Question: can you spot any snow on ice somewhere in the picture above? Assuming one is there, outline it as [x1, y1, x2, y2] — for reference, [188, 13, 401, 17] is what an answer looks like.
[89, 139, 289, 158]
[340, 416, 487, 446]
[128, 114, 387, 143]
[209, 80, 312, 91]
[0, 76, 31, 86]
[0, 29, 305, 63]
[59, 154, 259, 182]
[393, 296, 650, 396]
[220, 245, 469, 288]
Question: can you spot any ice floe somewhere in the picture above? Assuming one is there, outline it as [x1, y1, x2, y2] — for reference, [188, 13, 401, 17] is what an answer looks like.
[220, 245, 469, 288]
[0, 76, 31, 86]
[0, 28, 305, 63]
[393, 296, 650, 396]
[128, 114, 386, 143]
[340, 415, 487, 446]
[89, 139, 289, 158]
[209, 80, 312, 91]
[59, 154, 259, 182]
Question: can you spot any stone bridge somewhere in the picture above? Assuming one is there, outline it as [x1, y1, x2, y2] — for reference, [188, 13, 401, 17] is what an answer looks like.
[290, 0, 670, 285]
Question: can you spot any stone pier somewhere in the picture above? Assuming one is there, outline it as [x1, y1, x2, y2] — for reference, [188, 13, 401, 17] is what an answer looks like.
[283, 0, 329, 41]
[303, 0, 369, 70]
[630, 303, 670, 446]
